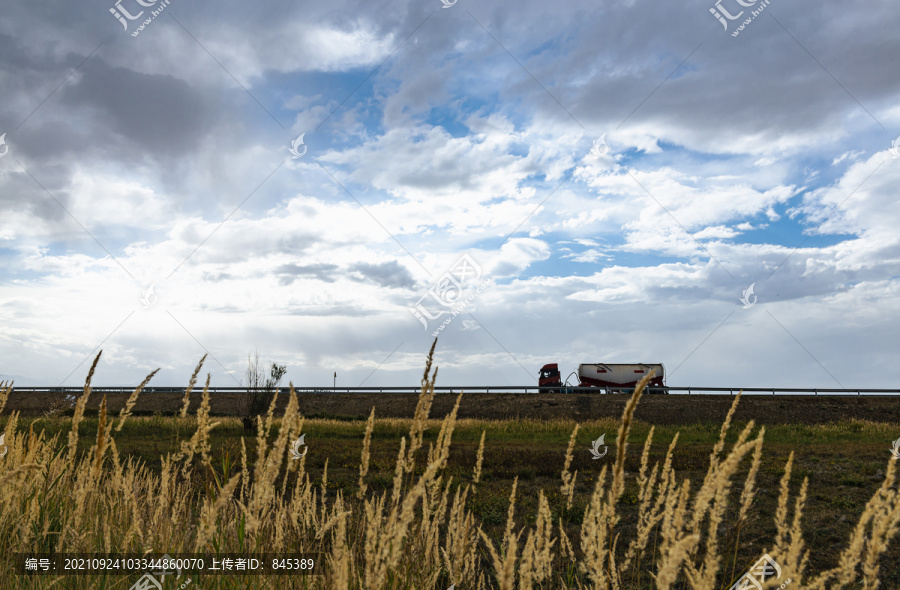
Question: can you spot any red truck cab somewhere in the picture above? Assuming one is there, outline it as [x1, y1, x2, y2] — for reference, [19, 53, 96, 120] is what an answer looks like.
[539, 363, 562, 393]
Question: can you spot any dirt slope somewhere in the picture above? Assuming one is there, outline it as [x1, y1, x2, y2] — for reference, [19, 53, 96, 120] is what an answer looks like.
[4, 391, 899, 424]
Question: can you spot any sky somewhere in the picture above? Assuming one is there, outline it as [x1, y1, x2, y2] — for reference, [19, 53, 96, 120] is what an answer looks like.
[1, 0, 899, 389]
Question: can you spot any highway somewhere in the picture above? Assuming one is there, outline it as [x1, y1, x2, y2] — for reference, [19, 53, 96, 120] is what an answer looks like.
[8, 386, 900, 396]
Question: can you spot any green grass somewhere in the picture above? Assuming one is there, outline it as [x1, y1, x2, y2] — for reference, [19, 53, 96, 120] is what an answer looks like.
[13, 414, 898, 447]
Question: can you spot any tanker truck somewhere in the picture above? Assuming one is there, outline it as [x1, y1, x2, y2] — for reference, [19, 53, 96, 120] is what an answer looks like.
[538, 362, 668, 394]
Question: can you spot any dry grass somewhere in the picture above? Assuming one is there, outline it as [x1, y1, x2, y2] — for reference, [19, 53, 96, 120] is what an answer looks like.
[1, 345, 899, 589]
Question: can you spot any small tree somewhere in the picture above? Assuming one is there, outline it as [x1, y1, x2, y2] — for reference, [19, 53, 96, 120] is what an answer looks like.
[266, 362, 287, 392]
[241, 350, 286, 431]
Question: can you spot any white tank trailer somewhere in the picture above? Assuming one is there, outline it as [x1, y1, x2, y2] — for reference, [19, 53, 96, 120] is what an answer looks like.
[538, 362, 667, 394]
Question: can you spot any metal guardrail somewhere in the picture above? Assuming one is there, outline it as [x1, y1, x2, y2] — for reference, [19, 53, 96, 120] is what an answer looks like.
[7, 386, 900, 396]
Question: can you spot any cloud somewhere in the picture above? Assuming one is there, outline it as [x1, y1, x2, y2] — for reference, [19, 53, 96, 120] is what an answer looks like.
[275, 263, 339, 285]
[563, 248, 612, 263]
[60, 59, 215, 158]
[1, 0, 899, 389]
[348, 260, 416, 289]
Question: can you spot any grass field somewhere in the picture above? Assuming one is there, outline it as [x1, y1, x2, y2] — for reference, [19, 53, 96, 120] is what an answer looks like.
[1, 344, 899, 589]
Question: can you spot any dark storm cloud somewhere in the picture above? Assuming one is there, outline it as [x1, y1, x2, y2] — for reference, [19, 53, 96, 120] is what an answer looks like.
[376, 1, 900, 154]
[275, 262, 339, 285]
[0, 167, 72, 226]
[59, 59, 214, 157]
[348, 260, 416, 289]
[285, 304, 372, 317]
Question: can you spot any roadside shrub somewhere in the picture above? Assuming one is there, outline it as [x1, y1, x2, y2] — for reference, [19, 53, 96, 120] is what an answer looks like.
[240, 350, 286, 431]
